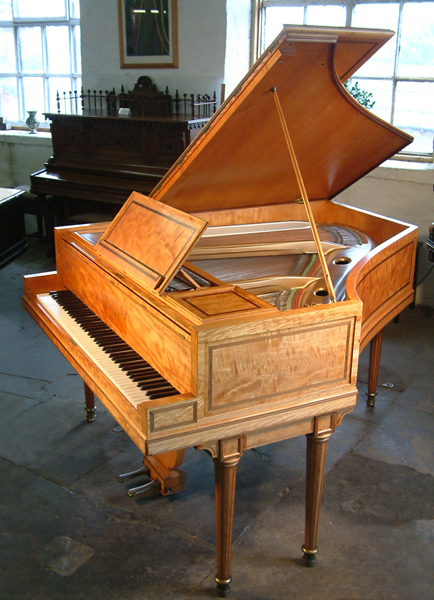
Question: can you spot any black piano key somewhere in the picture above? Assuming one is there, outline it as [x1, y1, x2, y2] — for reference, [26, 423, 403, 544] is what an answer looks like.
[127, 364, 156, 373]
[115, 356, 146, 366]
[134, 376, 166, 387]
[130, 372, 159, 382]
[138, 379, 174, 391]
[109, 346, 141, 355]
[96, 337, 129, 349]
[49, 290, 180, 400]
[110, 358, 140, 367]
[131, 373, 162, 384]
[149, 388, 179, 399]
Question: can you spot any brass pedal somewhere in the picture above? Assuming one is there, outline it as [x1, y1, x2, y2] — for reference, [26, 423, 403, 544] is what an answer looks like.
[118, 450, 187, 499]
[127, 479, 160, 497]
[117, 465, 150, 483]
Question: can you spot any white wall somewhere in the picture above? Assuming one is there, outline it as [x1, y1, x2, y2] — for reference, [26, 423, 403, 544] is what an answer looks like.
[0, 131, 52, 189]
[335, 161, 434, 307]
[224, 0, 252, 97]
[80, 0, 228, 97]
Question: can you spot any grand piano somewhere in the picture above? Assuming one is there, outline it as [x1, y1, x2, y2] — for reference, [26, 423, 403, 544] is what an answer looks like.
[23, 26, 418, 596]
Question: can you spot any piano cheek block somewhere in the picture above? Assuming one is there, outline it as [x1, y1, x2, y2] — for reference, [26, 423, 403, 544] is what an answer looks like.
[148, 402, 198, 434]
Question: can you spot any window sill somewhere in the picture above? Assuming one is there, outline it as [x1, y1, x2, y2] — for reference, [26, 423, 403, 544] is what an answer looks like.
[375, 158, 433, 185]
[0, 130, 52, 145]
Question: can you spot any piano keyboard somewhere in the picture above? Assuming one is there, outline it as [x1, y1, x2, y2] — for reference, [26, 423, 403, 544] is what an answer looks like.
[37, 290, 180, 408]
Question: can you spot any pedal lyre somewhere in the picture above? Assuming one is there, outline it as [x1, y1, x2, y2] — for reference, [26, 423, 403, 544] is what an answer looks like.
[117, 450, 187, 498]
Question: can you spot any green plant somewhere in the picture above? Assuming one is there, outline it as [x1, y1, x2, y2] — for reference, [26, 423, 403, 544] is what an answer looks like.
[344, 81, 375, 109]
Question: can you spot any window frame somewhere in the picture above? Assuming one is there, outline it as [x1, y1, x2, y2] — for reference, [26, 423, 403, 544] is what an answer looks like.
[257, 0, 434, 161]
[0, 0, 81, 125]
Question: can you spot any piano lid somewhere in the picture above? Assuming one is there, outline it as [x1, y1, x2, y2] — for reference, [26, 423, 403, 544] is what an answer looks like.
[151, 25, 413, 214]
[95, 191, 207, 293]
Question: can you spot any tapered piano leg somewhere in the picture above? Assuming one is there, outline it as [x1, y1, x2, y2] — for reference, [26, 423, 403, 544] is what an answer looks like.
[214, 453, 240, 597]
[198, 437, 243, 597]
[84, 382, 96, 422]
[302, 426, 332, 567]
[366, 329, 383, 407]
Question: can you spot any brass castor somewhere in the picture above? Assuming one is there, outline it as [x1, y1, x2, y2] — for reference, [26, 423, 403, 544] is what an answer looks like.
[366, 390, 377, 407]
[215, 575, 231, 597]
[302, 544, 318, 567]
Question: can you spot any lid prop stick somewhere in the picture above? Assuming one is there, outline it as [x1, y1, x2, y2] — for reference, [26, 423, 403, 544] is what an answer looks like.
[271, 87, 336, 303]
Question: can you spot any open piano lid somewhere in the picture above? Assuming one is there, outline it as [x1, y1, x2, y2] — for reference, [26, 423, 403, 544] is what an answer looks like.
[151, 25, 413, 213]
[95, 191, 208, 293]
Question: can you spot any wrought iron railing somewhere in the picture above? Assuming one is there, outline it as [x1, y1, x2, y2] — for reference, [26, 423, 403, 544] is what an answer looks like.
[55, 86, 217, 120]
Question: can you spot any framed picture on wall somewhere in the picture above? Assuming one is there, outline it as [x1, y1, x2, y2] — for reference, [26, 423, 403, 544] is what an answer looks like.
[118, 0, 178, 68]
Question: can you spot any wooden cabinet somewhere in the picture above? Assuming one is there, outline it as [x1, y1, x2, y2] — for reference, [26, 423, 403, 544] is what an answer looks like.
[0, 188, 26, 267]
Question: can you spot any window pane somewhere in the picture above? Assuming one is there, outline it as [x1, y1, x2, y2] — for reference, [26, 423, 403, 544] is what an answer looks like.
[394, 81, 434, 153]
[0, 0, 12, 20]
[72, 25, 81, 74]
[22, 76, 44, 116]
[398, 3, 434, 78]
[75, 76, 82, 95]
[306, 5, 346, 27]
[0, 27, 16, 72]
[15, 0, 66, 19]
[46, 26, 70, 73]
[263, 7, 304, 48]
[47, 76, 78, 114]
[352, 3, 399, 77]
[18, 27, 43, 72]
[70, 0, 80, 18]
[351, 78, 393, 122]
[0, 76, 19, 120]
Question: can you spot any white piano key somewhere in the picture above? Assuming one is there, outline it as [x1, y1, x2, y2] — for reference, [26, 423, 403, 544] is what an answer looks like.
[38, 293, 151, 408]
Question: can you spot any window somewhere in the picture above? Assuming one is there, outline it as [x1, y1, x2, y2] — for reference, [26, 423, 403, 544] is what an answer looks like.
[259, 0, 434, 157]
[0, 0, 81, 125]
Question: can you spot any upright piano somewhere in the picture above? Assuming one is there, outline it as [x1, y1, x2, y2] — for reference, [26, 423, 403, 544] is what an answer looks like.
[29, 78, 213, 254]
[23, 26, 418, 596]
